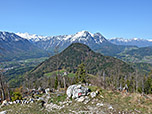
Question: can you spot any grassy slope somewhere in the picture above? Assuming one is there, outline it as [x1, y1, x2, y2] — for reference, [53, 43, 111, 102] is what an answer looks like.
[44, 69, 75, 77]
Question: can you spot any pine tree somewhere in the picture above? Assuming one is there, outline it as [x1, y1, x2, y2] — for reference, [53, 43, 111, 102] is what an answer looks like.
[0, 70, 6, 100]
[55, 76, 58, 90]
[144, 75, 152, 94]
[76, 63, 87, 83]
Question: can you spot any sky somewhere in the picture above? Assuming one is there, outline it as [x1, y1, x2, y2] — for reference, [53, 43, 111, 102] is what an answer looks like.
[0, 0, 152, 39]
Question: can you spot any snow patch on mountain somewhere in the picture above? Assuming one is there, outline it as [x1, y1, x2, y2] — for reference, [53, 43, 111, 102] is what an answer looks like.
[16, 32, 47, 42]
[147, 39, 152, 42]
[0, 31, 25, 42]
[16, 31, 105, 43]
[110, 37, 149, 42]
[109, 37, 152, 47]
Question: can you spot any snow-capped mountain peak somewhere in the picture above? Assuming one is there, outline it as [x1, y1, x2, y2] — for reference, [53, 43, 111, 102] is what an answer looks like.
[0, 31, 25, 42]
[148, 39, 152, 42]
[110, 37, 129, 42]
[14, 30, 109, 51]
[109, 37, 152, 47]
[69, 31, 93, 42]
[73, 31, 93, 38]
[16, 30, 106, 43]
[16, 32, 47, 42]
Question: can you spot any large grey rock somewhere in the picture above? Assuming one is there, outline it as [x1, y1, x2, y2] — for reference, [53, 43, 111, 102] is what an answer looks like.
[66, 85, 77, 98]
[0, 111, 7, 114]
[66, 85, 89, 99]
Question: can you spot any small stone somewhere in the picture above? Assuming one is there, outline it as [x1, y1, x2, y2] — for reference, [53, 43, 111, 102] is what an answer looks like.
[59, 102, 63, 105]
[13, 101, 16, 104]
[96, 90, 99, 94]
[16, 100, 20, 103]
[108, 105, 113, 110]
[45, 88, 50, 94]
[57, 94, 61, 97]
[100, 95, 104, 98]
[1, 100, 7, 106]
[90, 92, 96, 98]
[8, 101, 13, 105]
[77, 96, 85, 102]
[96, 103, 104, 107]
[85, 96, 89, 99]
[68, 101, 72, 104]
[38, 97, 44, 101]
[84, 99, 90, 104]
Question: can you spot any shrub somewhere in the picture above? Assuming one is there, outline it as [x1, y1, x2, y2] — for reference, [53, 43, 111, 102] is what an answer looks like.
[11, 92, 22, 101]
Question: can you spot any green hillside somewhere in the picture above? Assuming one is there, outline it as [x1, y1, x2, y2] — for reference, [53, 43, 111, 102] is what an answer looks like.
[117, 46, 152, 63]
[28, 43, 134, 79]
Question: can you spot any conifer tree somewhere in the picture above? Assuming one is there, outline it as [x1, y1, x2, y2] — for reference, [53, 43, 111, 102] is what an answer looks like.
[76, 63, 87, 83]
[55, 76, 58, 90]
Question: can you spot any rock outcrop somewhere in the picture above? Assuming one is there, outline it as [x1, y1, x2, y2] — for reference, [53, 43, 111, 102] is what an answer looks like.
[66, 84, 89, 99]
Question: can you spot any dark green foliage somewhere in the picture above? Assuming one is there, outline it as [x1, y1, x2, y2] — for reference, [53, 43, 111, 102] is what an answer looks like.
[126, 46, 152, 57]
[132, 63, 152, 75]
[11, 92, 22, 101]
[138, 72, 152, 94]
[144, 75, 152, 94]
[55, 76, 58, 90]
[28, 43, 134, 81]
[117, 46, 152, 63]
[76, 63, 87, 83]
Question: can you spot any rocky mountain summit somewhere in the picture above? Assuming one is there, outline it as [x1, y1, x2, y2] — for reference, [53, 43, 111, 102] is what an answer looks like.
[0, 84, 152, 114]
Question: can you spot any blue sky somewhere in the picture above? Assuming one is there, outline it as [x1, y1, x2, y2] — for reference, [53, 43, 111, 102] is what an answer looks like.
[0, 0, 152, 39]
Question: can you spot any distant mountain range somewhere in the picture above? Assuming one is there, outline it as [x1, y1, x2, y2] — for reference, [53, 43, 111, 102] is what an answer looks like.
[1, 31, 152, 63]
[16, 31, 136, 56]
[16, 32, 152, 48]
[109, 37, 152, 47]
[0, 32, 47, 61]
[17, 31, 109, 51]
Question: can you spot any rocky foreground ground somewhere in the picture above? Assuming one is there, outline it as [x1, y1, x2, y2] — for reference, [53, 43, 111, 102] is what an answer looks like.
[0, 85, 152, 114]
